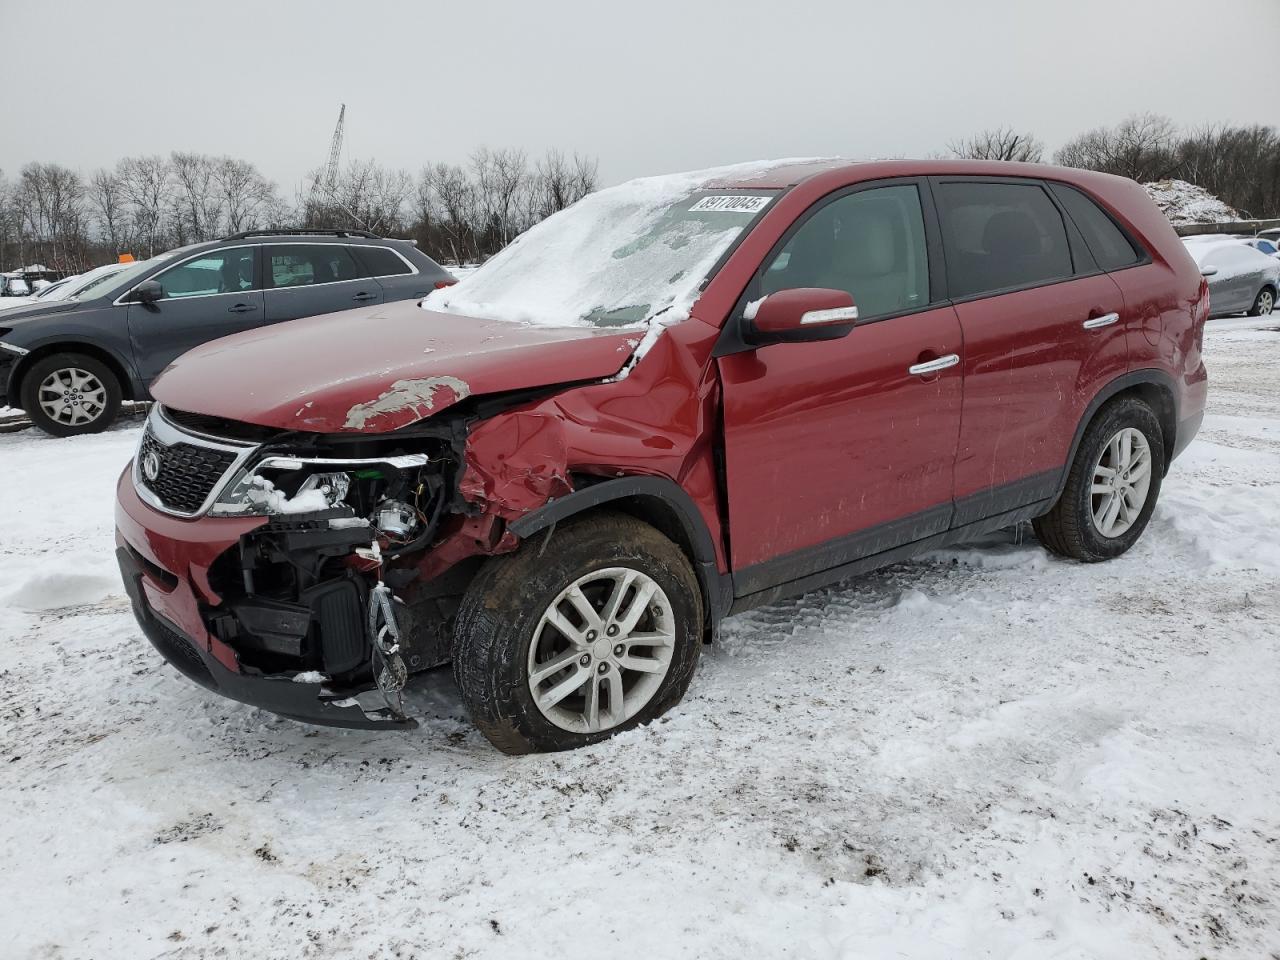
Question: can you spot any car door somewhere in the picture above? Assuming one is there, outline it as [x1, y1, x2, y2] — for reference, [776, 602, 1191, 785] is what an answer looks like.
[932, 178, 1128, 522]
[717, 181, 964, 595]
[261, 243, 383, 323]
[125, 245, 265, 383]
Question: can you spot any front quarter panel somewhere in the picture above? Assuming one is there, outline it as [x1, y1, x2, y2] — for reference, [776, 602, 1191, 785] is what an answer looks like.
[3, 302, 144, 398]
[453, 317, 729, 570]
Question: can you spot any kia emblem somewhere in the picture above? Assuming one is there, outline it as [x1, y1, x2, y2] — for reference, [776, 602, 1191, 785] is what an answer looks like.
[142, 450, 161, 482]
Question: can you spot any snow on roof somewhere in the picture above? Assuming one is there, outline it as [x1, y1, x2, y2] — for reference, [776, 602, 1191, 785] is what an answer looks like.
[1144, 180, 1238, 226]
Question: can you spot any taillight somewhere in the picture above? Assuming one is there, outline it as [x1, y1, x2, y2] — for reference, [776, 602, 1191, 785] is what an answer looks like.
[434, 279, 457, 290]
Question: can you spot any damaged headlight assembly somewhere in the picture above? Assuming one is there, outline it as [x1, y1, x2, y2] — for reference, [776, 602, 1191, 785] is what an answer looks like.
[209, 453, 431, 535]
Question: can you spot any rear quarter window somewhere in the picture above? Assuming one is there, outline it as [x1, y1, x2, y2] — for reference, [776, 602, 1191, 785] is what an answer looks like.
[354, 245, 415, 277]
[1050, 184, 1144, 271]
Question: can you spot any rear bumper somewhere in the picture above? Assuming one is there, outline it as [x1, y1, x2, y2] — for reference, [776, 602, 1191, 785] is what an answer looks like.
[114, 468, 413, 729]
[1171, 411, 1203, 462]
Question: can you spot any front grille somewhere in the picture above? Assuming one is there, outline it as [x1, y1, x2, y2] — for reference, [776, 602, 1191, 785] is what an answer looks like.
[139, 427, 239, 514]
[161, 406, 282, 444]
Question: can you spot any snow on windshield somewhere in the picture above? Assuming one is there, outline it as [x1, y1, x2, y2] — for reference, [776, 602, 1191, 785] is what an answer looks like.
[425, 161, 798, 330]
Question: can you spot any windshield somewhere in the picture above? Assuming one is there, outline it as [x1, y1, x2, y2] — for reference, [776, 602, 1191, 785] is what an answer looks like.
[428, 166, 782, 328]
[70, 257, 169, 301]
[36, 279, 72, 300]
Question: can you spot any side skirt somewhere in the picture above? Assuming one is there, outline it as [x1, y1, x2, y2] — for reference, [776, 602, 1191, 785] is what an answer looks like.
[728, 496, 1053, 616]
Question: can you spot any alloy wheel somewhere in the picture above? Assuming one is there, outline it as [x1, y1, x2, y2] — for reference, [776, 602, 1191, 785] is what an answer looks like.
[37, 367, 107, 427]
[1258, 290, 1275, 316]
[527, 567, 676, 734]
[1091, 427, 1153, 538]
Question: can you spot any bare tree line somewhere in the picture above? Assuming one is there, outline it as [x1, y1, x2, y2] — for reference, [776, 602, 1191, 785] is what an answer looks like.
[301, 147, 598, 264]
[950, 115, 1280, 219]
[0, 146, 598, 273]
[5, 115, 1276, 276]
[0, 153, 285, 273]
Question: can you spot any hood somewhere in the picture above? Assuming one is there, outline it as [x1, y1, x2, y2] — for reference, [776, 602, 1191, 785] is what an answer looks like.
[0, 298, 84, 327]
[151, 299, 644, 433]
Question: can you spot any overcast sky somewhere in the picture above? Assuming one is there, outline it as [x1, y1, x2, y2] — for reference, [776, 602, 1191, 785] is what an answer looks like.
[3, 0, 1276, 192]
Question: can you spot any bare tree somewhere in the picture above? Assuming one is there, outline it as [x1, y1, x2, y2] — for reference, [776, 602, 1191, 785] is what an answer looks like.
[15, 163, 89, 272]
[1055, 113, 1179, 182]
[948, 127, 1044, 162]
[569, 152, 598, 203]
[215, 157, 280, 233]
[169, 152, 223, 243]
[419, 162, 478, 264]
[530, 149, 595, 217]
[1176, 124, 1280, 219]
[87, 169, 132, 256]
[472, 147, 529, 246]
[116, 155, 170, 258]
[304, 159, 412, 234]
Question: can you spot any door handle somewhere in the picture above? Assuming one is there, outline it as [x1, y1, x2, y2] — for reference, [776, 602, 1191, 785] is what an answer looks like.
[228, 303, 256, 313]
[1082, 312, 1120, 329]
[352, 292, 378, 302]
[908, 354, 959, 376]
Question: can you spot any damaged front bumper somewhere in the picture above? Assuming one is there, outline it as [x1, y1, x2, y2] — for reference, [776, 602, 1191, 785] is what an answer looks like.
[114, 469, 416, 729]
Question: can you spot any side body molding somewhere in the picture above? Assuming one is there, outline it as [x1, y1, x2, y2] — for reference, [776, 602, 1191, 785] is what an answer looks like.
[507, 475, 733, 629]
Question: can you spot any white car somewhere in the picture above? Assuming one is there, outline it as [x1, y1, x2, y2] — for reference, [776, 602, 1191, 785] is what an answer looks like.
[0, 262, 134, 310]
[1, 275, 31, 298]
[1182, 236, 1280, 318]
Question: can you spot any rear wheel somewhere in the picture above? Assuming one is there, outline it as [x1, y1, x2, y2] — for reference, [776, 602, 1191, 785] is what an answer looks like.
[1249, 287, 1275, 317]
[20, 352, 122, 437]
[452, 512, 703, 754]
[1033, 397, 1165, 562]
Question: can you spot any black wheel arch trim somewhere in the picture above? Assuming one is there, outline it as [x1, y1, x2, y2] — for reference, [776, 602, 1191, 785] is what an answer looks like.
[506, 475, 733, 626]
[1056, 368, 1180, 498]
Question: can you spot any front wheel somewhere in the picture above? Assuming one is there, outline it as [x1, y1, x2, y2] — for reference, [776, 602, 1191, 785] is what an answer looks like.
[1249, 287, 1275, 317]
[20, 352, 122, 437]
[452, 512, 704, 754]
[1033, 397, 1165, 562]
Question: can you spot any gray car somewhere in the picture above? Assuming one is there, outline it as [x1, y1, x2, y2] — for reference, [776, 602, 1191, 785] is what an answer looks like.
[0, 230, 454, 435]
[1182, 236, 1280, 319]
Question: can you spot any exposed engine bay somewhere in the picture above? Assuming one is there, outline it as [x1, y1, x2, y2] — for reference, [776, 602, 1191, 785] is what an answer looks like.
[140, 404, 511, 725]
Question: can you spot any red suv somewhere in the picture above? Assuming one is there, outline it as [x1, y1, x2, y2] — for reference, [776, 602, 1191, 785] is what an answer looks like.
[115, 160, 1208, 753]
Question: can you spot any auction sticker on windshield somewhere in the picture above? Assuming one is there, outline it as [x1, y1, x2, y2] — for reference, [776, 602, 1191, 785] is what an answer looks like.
[689, 195, 772, 214]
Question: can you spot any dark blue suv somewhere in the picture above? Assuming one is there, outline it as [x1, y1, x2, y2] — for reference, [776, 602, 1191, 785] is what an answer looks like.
[0, 230, 454, 435]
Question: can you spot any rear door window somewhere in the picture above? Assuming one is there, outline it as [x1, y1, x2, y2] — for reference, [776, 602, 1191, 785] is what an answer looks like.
[934, 181, 1073, 299]
[354, 245, 414, 277]
[761, 183, 930, 320]
[267, 245, 366, 289]
[1050, 184, 1144, 270]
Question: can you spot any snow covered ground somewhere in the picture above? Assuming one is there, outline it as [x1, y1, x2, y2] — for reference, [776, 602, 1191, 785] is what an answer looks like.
[1, 319, 1278, 959]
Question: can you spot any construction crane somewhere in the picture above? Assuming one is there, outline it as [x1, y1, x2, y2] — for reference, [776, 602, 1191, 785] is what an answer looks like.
[308, 104, 346, 213]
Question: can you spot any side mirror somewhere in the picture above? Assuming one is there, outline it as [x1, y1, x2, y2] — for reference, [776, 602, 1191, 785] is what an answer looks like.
[1200, 265, 1219, 278]
[744, 288, 859, 346]
[134, 279, 164, 304]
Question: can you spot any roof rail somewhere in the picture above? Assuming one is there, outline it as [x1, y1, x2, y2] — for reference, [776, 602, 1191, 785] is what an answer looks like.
[220, 228, 382, 241]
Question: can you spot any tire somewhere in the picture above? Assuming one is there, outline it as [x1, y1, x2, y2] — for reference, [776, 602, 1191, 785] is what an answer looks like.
[1033, 396, 1165, 563]
[1249, 286, 1275, 317]
[452, 512, 704, 754]
[20, 352, 122, 437]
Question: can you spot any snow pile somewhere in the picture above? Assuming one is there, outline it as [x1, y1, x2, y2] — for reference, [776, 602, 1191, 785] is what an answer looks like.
[426, 160, 808, 331]
[1143, 179, 1239, 225]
